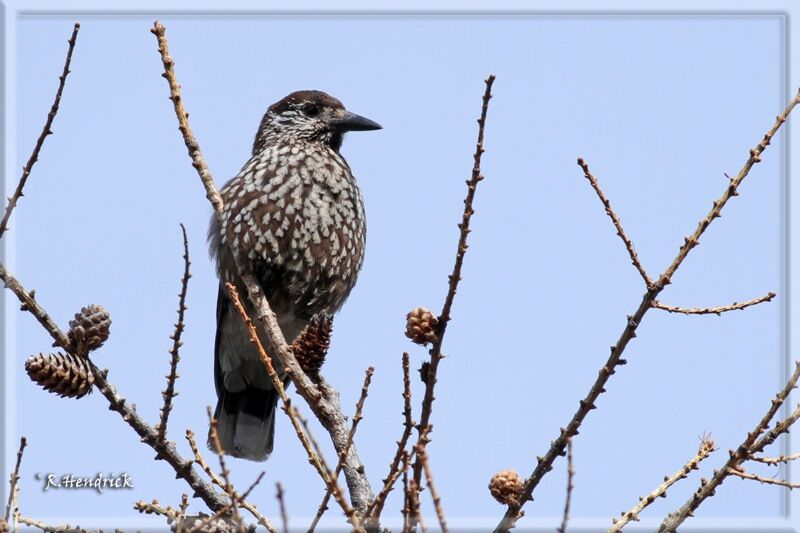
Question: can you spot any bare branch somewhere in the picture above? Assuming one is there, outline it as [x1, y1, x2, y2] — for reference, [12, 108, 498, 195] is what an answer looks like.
[207, 407, 242, 527]
[0, 23, 80, 240]
[652, 292, 775, 316]
[411, 74, 496, 515]
[497, 89, 800, 533]
[367, 352, 414, 521]
[577, 158, 653, 287]
[557, 439, 574, 533]
[607, 437, 715, 533]
[16, 516, 96, 533]
[4, 437, 26, 523]
[419, 446, 447, 533]
[728, 467, 800, 489]
[134, 499, 180, 521]
[275, 483, 288, 533]
[659, 359, 800, 532]
[150, 21, 373, 512]
[177, 494, 189, 533]
[157, 224, 191, 442]
[750, 451, 800, 465]
[186, 431, 274, 533]
[309, 367, 374, 532]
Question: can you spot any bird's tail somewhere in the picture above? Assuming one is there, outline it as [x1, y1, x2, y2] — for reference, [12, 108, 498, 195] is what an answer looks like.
[210, 387, 278, 461]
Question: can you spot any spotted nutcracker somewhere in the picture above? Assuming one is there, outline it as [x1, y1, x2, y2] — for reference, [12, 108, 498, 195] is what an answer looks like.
[208, 91, 381, 461]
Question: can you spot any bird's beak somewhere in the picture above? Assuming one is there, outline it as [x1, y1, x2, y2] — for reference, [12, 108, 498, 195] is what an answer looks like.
[330, 111, 382, 132]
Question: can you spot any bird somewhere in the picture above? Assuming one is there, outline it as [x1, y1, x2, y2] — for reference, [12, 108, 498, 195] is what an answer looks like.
[208, 90, 381, 461]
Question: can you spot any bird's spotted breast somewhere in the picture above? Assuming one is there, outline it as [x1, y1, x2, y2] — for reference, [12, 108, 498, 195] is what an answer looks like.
[214, 139, 366, 318]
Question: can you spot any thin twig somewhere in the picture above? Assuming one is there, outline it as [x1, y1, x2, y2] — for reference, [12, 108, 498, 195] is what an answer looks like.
[4, 437, 26, 523]
[557, 439, 574, 533]
[134, 499, 179, 521]
[177, 494, 190, 533]
[207, 407, 242, 527]
[183, 434, 271, 533]
[293, 407, 333, 475]
[652, 292, 775, 315]
[411, 74, 496, 517]
[366, 352, 414, 521]
[186, 429, 224, 489]
[225, 283, 360, 530]
[659, 359, 800, 532]
[608, 437, 715, 533]
[309, 368, 374, 532]
[0, 23, 80, 240]
[577, 159, 653, 287]
[728, 467, 800, 489]
[401, 452, 411, 533]
[16, 516, 95, 533]
[750, 451, 800, 465]
[276, 483, 288, 533]
[158, 224, 191, 442]
[498, 89, 800, 533]
[151, 21, 373, 512]
[419, 446, 447, 533]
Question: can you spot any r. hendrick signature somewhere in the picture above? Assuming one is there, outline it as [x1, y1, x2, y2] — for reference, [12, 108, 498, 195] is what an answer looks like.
[35, 472, 133, 493]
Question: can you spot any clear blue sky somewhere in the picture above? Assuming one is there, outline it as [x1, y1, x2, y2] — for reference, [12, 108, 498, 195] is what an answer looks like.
[8, 13, 786, 530]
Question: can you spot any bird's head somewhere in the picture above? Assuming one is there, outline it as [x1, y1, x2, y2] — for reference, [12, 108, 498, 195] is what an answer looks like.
[254, 90, 381, 153]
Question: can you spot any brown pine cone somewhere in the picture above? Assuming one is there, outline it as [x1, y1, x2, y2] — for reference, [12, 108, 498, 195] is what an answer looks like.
[67, 304, 111, 355]
[489, 470, 523, 506]
[25, 352, 94, 399]
[291, 312, 332, 379]
[405, 307, 438, 345]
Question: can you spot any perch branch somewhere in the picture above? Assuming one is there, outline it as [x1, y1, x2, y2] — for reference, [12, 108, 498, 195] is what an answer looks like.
[0, 23, 79, 240]
[497, 89, 800, 533]
[651, 292, 775, 315]
[411, 74, 496, 514]
[157, 223, 191, 442]
[607, 436, 715, 533]
[577, 159, 653, 287]
[728, 467, 800, 489]
[557, 439, 574, 533]
[659, 360, 800, 532]
[366, 352, 415, 520]
[4, 437, 26, 523]
[309, 367, 374, 532]
[151, 21, 373, 512]
[225, 283, 359, 529]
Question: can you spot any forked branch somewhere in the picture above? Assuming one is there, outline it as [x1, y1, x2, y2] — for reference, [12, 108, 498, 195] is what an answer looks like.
[496, 89, 800, 532]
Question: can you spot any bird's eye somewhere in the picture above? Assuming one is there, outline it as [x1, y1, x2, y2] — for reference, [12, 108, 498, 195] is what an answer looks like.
[303, 104, 320, 117]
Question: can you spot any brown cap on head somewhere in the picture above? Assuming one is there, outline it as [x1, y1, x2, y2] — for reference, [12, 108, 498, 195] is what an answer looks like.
[268, 90, 344, 115]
